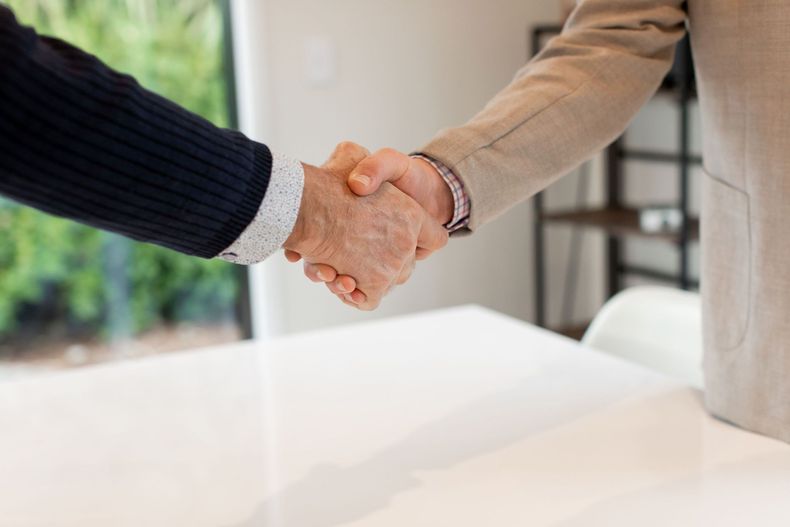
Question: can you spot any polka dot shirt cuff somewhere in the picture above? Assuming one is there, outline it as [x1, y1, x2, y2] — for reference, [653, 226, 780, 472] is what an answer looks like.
[217, 153, 304, 265]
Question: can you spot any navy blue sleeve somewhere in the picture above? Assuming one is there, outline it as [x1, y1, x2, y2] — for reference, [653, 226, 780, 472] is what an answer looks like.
[0, 6, 272, 258]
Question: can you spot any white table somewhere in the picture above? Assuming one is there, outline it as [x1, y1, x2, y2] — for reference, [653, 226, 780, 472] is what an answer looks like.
[1, 306, 789, 527]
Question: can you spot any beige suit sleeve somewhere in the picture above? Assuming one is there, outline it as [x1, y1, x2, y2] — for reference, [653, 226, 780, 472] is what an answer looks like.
[420, 0, 687, 229]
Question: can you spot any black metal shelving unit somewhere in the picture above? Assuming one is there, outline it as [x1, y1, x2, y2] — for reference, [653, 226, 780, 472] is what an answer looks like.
[531, 26, 700, 337]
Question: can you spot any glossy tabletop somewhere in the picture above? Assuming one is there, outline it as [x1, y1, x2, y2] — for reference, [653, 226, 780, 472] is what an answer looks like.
[1, 306, 789, 526]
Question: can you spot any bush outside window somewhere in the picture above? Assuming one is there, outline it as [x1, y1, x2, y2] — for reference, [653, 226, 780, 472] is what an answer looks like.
[0, 0, 244, 369]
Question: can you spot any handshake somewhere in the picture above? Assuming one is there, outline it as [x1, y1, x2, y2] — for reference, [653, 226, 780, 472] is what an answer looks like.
[283, 142, 455, 311]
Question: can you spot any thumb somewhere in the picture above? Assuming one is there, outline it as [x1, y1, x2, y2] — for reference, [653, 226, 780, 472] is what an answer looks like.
[348, 148, 410, 197]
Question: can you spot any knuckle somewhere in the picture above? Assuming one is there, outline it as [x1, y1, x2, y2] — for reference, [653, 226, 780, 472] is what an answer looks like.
[337, 141, 370, 162]
[395, 233, 416, 254]
[378, 147, 399, 158]
[336, 141, 357, 154]
[402, 202, 422, 223]
[369, 275, 390, 292]
[367, 269, 395, 292]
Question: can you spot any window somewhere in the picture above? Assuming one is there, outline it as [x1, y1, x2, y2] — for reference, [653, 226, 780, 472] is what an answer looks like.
[0, 0, 248, 375]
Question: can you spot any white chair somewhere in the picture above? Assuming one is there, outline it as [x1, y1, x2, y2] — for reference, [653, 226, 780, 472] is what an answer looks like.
[582, 286, 704, 388]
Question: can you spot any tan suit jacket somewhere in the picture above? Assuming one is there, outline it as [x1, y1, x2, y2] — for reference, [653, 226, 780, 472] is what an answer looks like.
[422, 0, 790, 443]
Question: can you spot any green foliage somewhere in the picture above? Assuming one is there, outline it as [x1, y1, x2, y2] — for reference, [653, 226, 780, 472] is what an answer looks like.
[0, 0, 239, 336]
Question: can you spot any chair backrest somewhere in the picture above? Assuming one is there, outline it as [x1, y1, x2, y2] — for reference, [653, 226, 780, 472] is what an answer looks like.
[582, 286, 704, 388]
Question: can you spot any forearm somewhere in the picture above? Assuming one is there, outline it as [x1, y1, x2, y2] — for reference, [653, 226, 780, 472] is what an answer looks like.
[0, 6, 271, 258]
[421, 0, 687, 229]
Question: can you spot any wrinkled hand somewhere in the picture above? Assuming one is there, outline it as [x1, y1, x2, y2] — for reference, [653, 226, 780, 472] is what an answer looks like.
[283, 143, 448, 310]
[287, 147, 454, 304]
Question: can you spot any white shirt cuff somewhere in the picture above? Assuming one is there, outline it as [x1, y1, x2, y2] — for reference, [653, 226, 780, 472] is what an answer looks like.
[217, 153, 304, 265]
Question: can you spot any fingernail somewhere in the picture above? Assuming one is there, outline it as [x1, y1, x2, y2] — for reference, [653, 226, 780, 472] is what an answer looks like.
[316, 269, 328, 281]
[350, 174, 370, 187]
[344, 294, 355, 303]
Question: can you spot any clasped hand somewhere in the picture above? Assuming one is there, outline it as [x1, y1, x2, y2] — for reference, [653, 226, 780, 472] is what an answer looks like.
[283, 142, 453, 310]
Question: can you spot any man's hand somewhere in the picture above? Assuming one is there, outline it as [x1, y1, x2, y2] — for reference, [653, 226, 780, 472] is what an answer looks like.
[283, 143, 448, 310]
[348, 149, 454, 230]
[288, 147, 454, 303]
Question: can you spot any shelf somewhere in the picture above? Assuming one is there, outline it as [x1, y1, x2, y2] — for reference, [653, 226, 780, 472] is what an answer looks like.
[531, 27, 698, 331]
[541, 207, 700, 243]
[552, 323, 590, 341]
[619, 149, 703, 165]
[619, 264, 700, 289]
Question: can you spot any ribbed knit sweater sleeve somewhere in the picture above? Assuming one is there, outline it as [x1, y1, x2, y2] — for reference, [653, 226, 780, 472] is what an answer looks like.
[0, 6, 273, 259]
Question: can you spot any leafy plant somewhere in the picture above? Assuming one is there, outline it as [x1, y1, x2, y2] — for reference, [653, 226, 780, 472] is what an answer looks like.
[0, 0, 239, 337]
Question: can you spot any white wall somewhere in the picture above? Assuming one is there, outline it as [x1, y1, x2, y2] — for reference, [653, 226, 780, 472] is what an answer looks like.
[232, 0, 610, 337]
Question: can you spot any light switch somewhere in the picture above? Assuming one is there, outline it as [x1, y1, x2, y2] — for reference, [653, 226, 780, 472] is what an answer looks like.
[304, 36, 336, 87]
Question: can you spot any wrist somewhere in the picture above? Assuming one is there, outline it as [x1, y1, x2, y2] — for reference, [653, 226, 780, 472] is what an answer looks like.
[284, 163, 316, 253]
[284, 209, 306, 251]
[411, 157, 454, 225]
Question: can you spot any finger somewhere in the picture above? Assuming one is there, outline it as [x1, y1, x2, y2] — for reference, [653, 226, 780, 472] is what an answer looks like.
[337, 291, 367, 309]
[415, 247, 432, 261]
[355, 296, 381, 311]
[348, 284, 381, 310]
[336, 289, 368, 305]
[323, 141, 370, 176]
[416, 213, 449, 254]
[325, 275, 356, 295]
[337, 293, 359, 309]
[348, 289, 367, 304]
[303, 262, 338, 283]
[284, 249, 302, 263]
[348, 148, 411, 197]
